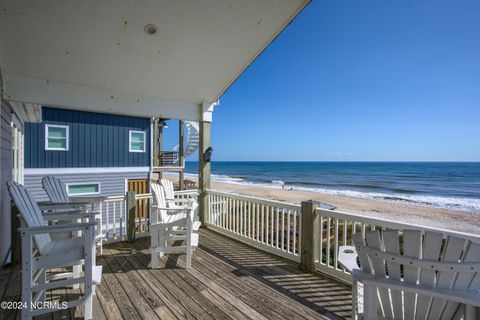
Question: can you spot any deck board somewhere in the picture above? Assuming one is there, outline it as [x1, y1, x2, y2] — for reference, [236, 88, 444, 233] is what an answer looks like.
[0, 229, 352, 319]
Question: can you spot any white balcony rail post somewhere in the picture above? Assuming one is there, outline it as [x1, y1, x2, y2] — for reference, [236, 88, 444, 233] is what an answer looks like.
[300, 200, 321, 272]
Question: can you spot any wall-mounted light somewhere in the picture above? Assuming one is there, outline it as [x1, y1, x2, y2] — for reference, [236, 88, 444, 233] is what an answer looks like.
[203, 147, 213, 163]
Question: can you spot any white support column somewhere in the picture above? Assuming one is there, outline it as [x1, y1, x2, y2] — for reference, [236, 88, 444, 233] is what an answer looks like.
[198, 101, 216, 224]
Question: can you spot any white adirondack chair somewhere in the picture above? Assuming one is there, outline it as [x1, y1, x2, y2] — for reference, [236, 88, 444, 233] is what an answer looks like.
[42, 176, 104, 253]
[150, 183, 201, 268]
[160, 178, 198, 208]
[7, 181, 102, 320]
[338, 229, 480, 320]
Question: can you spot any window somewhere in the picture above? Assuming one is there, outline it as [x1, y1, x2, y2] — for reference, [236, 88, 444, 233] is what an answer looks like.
[45, 124, 69, 151]
[129, 130, 146, 153]
[67, 183, 100, 196]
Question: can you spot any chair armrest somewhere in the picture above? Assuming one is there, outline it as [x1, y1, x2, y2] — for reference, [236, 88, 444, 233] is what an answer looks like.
[38, 202, 89, 211]
[151, 204, 188, 212]
[167, 198, 195, 204]
[338, 246, 360, 272]
[43, 210, 98, 221]
[69, 195, 107, 203]
[18, 222, 97, 235]
[174, 189, 199, 195]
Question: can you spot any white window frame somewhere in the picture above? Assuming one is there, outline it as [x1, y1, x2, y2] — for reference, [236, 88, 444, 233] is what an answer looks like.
[45, 124, 69, 151]
[66, 182, 101, 196]
[129, 130, 146, 153]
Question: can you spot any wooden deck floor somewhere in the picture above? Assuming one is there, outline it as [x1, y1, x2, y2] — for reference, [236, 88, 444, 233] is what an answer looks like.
[0, 229, 352, 320]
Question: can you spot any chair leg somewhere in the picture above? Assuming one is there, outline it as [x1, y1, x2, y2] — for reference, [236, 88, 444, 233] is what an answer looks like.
[186, 225, 192, 269]
[39, 269, 46, 302]
[84, 225, 94, 320]
[151, 252, 160, 268]
[73, 264, 81, 289]
[21, 236, 33, 320]
[465, 305, 477, 320]
[363, 283, 378, 320]
[351, 280, 358, 320]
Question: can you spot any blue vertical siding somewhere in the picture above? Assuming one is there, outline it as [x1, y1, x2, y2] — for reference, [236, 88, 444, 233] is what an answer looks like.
[25, 107, 151, 168]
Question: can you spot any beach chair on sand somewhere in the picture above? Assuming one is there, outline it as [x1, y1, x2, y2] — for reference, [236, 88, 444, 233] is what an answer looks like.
[338, 229, 480, 320]
[42, 176, 104, 253]
[7, 181, 101, 320]
[150, 183, 200, 268]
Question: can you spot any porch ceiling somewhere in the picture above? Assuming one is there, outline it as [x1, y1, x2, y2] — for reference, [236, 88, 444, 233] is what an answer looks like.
[0, 0, 309, 121]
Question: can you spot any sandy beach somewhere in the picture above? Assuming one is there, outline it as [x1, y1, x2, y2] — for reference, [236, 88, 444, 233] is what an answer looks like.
[170, 176, 480, 235]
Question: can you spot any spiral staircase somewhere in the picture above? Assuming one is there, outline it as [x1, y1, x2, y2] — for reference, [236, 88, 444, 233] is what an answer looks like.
[173, 121, 200, 165]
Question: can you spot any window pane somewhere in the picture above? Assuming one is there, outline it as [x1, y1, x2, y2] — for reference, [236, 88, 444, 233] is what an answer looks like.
[130, 132, 144, 143]
[48, 127, 66, 138]
[130, 141, 145, 151]
[47, 138, 66, 149]
[68, 184, 99, 195]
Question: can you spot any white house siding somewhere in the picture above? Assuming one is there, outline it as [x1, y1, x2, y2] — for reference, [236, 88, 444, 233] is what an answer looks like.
[1, 101, 13, 264]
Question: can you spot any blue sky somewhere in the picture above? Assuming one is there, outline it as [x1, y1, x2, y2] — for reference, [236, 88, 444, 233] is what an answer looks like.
[166, 0, 480, 161]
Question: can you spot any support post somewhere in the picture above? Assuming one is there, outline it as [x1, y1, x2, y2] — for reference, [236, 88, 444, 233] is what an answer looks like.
[126, 191, 136, 243]
[152, 118, 159, 167]
[198, 102, 214, 225]
[158, 122, 164, 180]
[300, 200, 321, 272]
[179, 120, 185, 190]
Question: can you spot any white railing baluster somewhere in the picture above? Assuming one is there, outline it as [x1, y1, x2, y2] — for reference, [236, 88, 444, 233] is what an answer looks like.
[319, 214, 324, 265]
[119, 199, 124, 240]
[287, 209, 291, 253]
[326, 217, 331, 267]
[105, 202, 110, 240]
[281, 208, 285, 251]
[334, 218, 339, 270]
[293, 210, 297, 255]
[261, 204, 265, 243]
[113, 202, 116, 239]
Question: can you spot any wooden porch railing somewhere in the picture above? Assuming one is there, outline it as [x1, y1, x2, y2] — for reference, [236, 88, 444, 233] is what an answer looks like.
[204, 189, 480, 285]
[206, 189, 302, 262]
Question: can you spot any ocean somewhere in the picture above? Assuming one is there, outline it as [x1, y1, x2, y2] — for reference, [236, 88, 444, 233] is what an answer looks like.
[184, 162, 480, 213]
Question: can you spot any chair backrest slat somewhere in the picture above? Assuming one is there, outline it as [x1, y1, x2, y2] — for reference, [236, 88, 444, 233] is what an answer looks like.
[383, 230, 402, 319]
[7, 181, 51, 254]
[355, 229, 480, 319]
[151, 182, 167, 223]
[428, 236, 466, 320]
[365, 231, 393, 319]
[160, 179, 175, 200]
[403, 230, 422, 319]
[416, 231, 443, 319]
[42, 176, 70, 203]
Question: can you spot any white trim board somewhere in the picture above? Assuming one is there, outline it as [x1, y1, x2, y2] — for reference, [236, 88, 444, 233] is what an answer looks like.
[25, 167, 150, 175]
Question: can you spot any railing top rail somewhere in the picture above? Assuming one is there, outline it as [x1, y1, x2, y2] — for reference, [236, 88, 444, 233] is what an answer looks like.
[206, 189, 301, 211]
[316, 208, 480, 242]
[103, 195, 125, 202]
[135, 193, 153, 200]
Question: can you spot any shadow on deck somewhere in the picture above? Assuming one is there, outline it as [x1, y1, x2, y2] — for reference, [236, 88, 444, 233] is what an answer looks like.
[0, 229, 352, 320]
